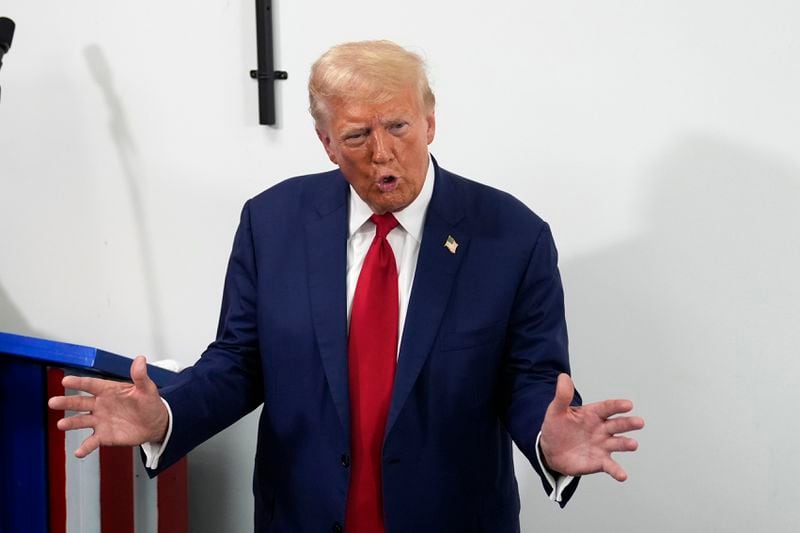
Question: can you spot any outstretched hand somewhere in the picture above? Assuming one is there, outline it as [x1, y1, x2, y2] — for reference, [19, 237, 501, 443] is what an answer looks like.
[539, 373, 644, 482]
[48, 355, 169, 458]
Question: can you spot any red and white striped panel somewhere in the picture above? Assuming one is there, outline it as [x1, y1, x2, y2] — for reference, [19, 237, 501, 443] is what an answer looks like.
[47, 368, 188, 533]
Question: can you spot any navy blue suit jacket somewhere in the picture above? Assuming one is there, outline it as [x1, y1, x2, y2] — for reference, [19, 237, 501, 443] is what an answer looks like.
[152, 159, 580, 532]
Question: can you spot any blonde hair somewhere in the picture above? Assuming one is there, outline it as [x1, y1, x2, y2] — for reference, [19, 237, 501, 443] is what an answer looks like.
[308, 40, 435, 126]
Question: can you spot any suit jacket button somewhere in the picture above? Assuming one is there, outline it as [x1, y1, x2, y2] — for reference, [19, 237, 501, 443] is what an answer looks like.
[340, 454, 350, 468]
[332, 522, 344, 533]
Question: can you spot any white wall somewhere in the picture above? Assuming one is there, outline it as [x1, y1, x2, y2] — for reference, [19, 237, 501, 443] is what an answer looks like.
[2, 1, 799, 531]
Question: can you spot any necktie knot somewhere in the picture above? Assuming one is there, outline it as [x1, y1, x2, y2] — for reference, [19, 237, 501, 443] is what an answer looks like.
[370, 213, 399, 239]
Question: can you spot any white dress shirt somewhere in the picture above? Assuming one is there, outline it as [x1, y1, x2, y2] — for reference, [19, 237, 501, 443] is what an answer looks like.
[144, 154, 572, 502]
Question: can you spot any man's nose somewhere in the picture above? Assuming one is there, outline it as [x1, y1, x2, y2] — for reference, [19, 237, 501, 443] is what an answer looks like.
[370, 129, 393, 164]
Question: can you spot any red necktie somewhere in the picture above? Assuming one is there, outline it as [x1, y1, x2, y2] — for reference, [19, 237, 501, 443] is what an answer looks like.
[346, 213, 400, 532]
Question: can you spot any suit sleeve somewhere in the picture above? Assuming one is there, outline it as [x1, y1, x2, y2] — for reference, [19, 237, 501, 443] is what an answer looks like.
[147, 200, 264, 475]
[499, 223, 582, 507]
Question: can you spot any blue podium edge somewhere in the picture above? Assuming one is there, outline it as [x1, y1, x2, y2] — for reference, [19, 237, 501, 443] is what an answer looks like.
[0, 332, 177, 387]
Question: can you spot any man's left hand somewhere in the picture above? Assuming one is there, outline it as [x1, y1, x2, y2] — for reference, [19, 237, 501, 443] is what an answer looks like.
[539, 373, 644, 482]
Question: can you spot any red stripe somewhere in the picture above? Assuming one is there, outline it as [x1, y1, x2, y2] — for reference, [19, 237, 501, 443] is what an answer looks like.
[157, 457, 188, 533]
[100, 446, 134, 533]
[46, 368, 67, 533]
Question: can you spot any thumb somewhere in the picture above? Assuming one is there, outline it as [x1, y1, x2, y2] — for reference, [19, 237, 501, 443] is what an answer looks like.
[130, 355, 153, 390]
[551, 373, 574, 411]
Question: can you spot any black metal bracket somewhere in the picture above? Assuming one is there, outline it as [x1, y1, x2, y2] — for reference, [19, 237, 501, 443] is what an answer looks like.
[249, 70, 288, 81]
[251, 0, 287, 126]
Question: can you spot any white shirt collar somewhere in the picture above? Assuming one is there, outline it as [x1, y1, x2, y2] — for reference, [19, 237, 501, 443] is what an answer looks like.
[347, 154, 435, 242]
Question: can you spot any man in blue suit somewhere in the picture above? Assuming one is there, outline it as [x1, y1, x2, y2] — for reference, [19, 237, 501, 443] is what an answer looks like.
[50, 40, 644, 532]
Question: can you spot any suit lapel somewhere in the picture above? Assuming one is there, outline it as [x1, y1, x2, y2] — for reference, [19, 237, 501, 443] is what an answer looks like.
[385, 163, 470, 439]
[305, 173, 351, 437]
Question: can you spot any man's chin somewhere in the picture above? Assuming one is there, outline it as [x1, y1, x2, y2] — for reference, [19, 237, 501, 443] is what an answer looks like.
[378, 199, 413, 215]
[366, 190, 413, 214]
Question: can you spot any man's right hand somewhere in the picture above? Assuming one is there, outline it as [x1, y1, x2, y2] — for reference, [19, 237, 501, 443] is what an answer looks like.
[48, 355, 169, 458]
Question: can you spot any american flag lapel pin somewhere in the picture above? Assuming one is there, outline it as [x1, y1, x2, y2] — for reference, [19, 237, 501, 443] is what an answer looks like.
[444, 235, 458, 254]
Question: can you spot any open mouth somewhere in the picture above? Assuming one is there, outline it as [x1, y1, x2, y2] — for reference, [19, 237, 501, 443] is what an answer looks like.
[377, 175, 399, 192]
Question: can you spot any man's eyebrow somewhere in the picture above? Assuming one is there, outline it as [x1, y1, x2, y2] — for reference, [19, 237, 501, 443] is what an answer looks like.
[379, 116, 409, 126]
[340, 126, 370, 137]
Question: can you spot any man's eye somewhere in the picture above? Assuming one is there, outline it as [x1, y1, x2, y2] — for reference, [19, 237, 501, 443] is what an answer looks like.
[390, 122, 408, 132]
[343, 133, 367, 146]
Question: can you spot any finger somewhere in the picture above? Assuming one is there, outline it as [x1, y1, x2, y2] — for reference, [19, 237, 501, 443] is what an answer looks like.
[551, 373, 575, 411]
[75, 434, 101, 458]
[604, 436, 639, 453]
[57, 414, 96, 431]
[130, 355, 154, 391]
[604, 416, 645, 435]
[602, 457, 628, 482]
[590, 398, 634, 420]
[48, 395, 95, 412]
[62, 375, 108, 396]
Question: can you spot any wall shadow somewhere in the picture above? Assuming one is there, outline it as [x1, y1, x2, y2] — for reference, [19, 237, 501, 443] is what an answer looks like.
[520, 136, 800, 531]
[83, 44, 166, 356]
[0, 281, 40, 337]
[187, 408, 260, 533]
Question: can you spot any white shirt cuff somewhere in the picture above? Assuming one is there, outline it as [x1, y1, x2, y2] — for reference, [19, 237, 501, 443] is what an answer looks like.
[535, 431, 575, 503]
[140, 398, 173, 470]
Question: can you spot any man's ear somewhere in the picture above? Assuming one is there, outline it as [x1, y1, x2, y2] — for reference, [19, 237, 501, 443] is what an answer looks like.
[425, 111, 436, 145]
[316, 127, 338, 165]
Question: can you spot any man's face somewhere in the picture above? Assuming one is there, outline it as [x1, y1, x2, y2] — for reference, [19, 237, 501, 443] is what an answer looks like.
[316, 88, 436, 214]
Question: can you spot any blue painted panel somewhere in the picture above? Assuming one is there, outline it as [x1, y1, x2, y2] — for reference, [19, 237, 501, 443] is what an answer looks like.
[0, 332, 177, 387]
[94, 349, 177, 387]
[0, 332, 95, 368]
[0, 359, 49, 533]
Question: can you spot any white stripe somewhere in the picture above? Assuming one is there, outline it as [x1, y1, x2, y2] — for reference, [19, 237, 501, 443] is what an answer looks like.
[65, 389, 101, 533]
